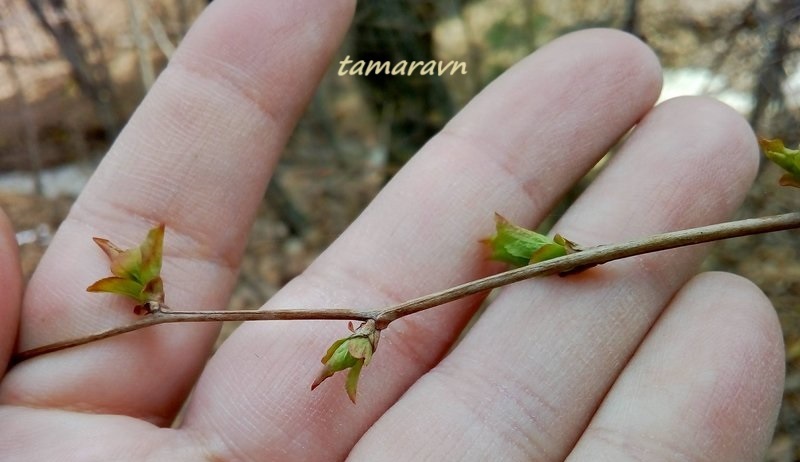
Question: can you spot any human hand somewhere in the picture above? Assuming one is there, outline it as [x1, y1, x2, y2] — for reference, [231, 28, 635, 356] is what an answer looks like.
[0, 1, 783, 460]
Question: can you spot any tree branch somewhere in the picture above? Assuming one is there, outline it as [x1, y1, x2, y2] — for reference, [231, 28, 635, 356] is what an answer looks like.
[13, 212, 800, 363]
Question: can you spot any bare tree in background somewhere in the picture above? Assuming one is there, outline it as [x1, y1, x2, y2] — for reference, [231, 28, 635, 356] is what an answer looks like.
[26, 0, 119, 141]
[750, 0, 800, 141]
[0, 9, 44, 194]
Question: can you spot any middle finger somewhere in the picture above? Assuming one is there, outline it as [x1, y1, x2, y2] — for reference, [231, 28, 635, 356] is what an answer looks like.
[349, 96, 759, 461]
[181, 29, 661, 461]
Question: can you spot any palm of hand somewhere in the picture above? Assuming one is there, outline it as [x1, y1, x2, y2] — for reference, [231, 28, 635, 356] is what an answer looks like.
[0, 1, 782, 461]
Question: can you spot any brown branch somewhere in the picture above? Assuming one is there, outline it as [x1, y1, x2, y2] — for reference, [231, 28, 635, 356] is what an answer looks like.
[13, 212, 800, 363]
[126, 0, 155, 90]
[13, 307, 376, 363]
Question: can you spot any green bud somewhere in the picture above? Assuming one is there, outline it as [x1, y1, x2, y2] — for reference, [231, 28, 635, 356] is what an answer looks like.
[311, 320, 380, 403]
[483, 214, 580, 267]
[87, 224, 166, 311]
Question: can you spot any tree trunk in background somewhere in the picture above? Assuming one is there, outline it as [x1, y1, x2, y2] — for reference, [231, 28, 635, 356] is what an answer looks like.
[749, 0, 800, 141]
[621, 0, 641, 40]
[353, 0, 454, 170]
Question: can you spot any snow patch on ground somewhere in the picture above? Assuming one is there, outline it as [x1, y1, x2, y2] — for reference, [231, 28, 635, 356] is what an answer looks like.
[660, 67, 753, 114]
[0, 162, 94, 198]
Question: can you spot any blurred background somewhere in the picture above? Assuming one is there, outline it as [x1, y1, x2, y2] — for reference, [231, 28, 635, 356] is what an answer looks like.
[1, 0, 799, 457]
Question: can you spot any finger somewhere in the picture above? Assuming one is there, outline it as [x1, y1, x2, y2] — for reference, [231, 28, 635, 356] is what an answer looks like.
[0, 405, 207, 461]
[349, 97, 759, 461]
[0, 208, 22, 374]
[181, 30, 662, 460]
[567, 272, 783, 462]
[0, 0, 355, 424]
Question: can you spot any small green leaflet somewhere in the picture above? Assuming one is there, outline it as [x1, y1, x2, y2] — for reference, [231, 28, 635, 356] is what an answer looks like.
[759, 138, 800, 188]
[87, 224, 166, 311]
[311, 320, 380, 404]
[483, 213, 581, 267]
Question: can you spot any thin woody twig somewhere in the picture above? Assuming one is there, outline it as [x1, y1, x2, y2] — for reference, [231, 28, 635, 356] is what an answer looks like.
[12, 308, 376, 363]
[374, 212, 800, 323]
[13, 212, 800, 363]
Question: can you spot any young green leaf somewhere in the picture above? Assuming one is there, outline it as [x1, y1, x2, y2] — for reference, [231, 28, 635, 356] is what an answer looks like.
[483, 214, 580, 267]
[759, 137, 800, 188]
[86, 277, 147, 301]
[311, 320, 380, 403]
[345, 359, 364, 403]
[87, 224, 166, 310]
[139, 225, 164, 284]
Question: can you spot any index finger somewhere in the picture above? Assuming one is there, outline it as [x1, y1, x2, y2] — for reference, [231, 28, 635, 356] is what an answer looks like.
[0, 0, 356, 425]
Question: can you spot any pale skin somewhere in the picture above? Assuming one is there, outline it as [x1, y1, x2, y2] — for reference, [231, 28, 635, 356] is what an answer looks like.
[0, 1, 785, 460]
